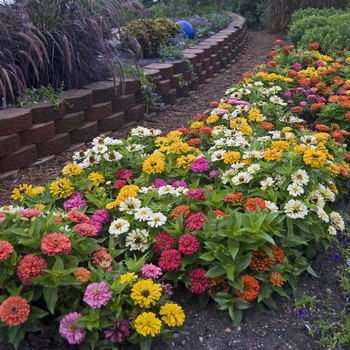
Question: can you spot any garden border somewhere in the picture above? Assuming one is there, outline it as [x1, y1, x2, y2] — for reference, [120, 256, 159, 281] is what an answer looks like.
[0, 14, 248, 176]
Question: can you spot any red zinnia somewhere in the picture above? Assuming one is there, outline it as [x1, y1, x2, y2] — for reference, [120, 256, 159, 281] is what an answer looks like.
[186, 188, 205, 200]
[153, 231, 175, 254]
[290, 106, 303, 113]
[274, 39, 283, 45]
[0, 240, 14, 261]
[75, 223, 98, 236]
[209, 101, 219, 108]
[184, 212, 206, 231]
[172, 205, 190, 220]
[17, 254, 47, 285]
[308, 43, 319, 51]
[223, 192, 243, 203]
[194, 113, 205, 120]
[189, 268, 210, 294]
[113, 180, 127, 189]
[244, 197, 266, 212]
[41, 233, 71, 256]
[0, 296, 30, 326]
[66, 209, 90, 223]
[178, 234, 200, 255]
[158, 249, 182, 271]
[187, 138, 202, 148]
[234, 275, 260, 302]
[116, 168, 133, 180]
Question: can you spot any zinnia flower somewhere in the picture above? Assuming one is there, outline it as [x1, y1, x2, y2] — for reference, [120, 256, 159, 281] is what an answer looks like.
[234, 275, 260, 302]
[50, 178, 75, 198]
[66, 210, 90, 223]
[40, 233, 71, 256]
[83, 282, 113, 308]
[134, 312, 162, 337]
[74, 267, 91, 282]
[249, 248, 275, 272]
[244, 197, 266, 212]
[303, 149, 327, 168]
[270, 272, 284, 287]
[17, 254, 48, 285]
[104, 319, 130, 343]
[130, 279, 162, 308]
[184, 212, 206, 231]
[178, 234, 200, 255]
[141, 263, 163, 279]
[189, 268, 210, 294]
[0, 213, 6, 224]
[284, 199, 308, 219]
[159, 303, 185, 327]
[59, 312, 86, 345]
[75, 223, 98, 236]
[0, 240, 14, 261]
[0, 296, 30, 326]
[207, 276, 230, 296]
[116, 168, 133, 180]
[153, 232, 175, 254]
[224, 192, 243, 203]
[190, 157, 210, 172]
[92, 247, 113, 268]
[186, 188, 205, 200]
[158, 249, 182, 271]
[18, 208, 42, 220]
[172, 205, 190, 220]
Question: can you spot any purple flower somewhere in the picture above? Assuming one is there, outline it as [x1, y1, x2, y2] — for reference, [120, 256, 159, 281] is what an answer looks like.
[283, 91, 292, 98]
[300, 101, 308, 106]
[91, 209, 109, 223]
[316, 60, 324, 67]
[153, 178, 168, 188]
[292, 63, 302, 71]
[90, 219, 103, 234]
[141, 263, 163, 279]
[332, 253, 342, 262]
[307, 94, 317, 100]
[63, 192, 86, 211]
[59, 312, 86, 345]
[209, 169, 219, 179]
[338, 90, 347, 95]
[161, 282, 173, 299]
[296, 306, 310, 318]
[287, 100, 294, 104]
[171, 180, 188, 188]
[190, 157, 210, 172]
[83, 282, 113, 308]
[104, 319, 130, 343]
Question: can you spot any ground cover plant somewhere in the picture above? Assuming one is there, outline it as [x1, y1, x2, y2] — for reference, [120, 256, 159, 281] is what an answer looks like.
[2, 39, 350, 349]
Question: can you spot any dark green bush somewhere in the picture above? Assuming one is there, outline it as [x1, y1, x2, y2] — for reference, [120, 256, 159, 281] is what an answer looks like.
[0, 0, 146, 106]
[120, 17, 182, 58]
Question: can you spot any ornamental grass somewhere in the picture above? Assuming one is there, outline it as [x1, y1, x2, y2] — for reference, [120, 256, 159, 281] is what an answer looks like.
[2, 41, 350, 349]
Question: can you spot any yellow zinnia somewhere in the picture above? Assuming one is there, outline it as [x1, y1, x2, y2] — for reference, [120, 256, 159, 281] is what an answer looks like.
[120, 272, 138, 285]
[88, 172, 105, 186]
[134, 312, 162, 337]
[159, 303, 185, 327]
[303, 149, 327, 168]
[142, 153, 165, 174]
[166, 130, 183, 141]
[170, 142, 190, 155]
[189, 121, 204, 130]
[206, 114, 219, 124]
[223, 151, 241, 164]
[62, 162, 83, 176]
[50, 178, 75, 198]
[115, 185, 140, 204]
[130, 279, 162, 308]
[11, 184, 33, 201]
[328, 164, 340, 177]
[263, 148, 282, 162]
[271, 140, 290, 152]
[176, 154, 197, 168]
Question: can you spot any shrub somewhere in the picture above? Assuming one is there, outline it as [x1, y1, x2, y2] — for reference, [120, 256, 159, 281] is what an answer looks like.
[120, 17, 182, 58]
[0, 0, 146, 106]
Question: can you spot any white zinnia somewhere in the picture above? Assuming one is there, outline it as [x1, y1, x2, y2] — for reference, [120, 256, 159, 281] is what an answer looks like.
[328, 225, 337, 236]
[134, 207, 153, 221]
[330, 212, 345, 231]
[287, 183, 304, 197]
[147, 212, 167, 228]
[291, 169, 309, 185]
[231, 172, 253, 185]
[260, 177, 275, 190]
[284, 199, 308, 219]
[125, 229, 149, 252]
[109, 219, 130, 236]
[265, 201, 279, 213]
[118, 197, 142, 214]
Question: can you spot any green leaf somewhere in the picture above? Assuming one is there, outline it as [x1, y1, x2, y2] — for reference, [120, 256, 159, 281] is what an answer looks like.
[43, 286, 58, 314]
[205, 265, 226, 278]
[198, 251, 215, 262]
[27, 306, 49, 322]
[306, 265, 319, 277]
[7, 324, 26, 349]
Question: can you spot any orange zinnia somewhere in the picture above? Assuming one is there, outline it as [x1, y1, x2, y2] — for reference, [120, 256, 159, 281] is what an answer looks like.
[209, 101, 219, 108]
[244, 197, 266, 212]
[172, 205, 190, 220]
[41, 233, 71, 256]
[0, 296, 30, 326]
[223, 192, 243, 203]
[271, 244, 285, 264]
[234, 275, 260, 302]
[74, 267, 91, 282]
[92, 247, 113, 268]
[187, 138, 202, 148]
[270, 272, 284, 287]
[17, 254, 47, 285]
[250, 248, 275, 272]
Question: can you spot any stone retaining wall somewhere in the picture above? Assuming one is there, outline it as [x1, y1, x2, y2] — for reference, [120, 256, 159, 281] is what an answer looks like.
[0, 15, 248, 176]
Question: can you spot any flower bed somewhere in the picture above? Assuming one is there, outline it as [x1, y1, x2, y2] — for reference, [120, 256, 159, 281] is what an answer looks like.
[0, 16, 248, 175]
[1, 40, 350, 349]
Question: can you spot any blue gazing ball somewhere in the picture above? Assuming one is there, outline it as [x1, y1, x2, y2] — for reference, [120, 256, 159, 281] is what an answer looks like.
[176, 20, 195, 39]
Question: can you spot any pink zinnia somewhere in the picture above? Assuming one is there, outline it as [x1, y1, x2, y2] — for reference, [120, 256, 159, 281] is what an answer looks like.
[171, 180, 188, 188]
[18, 208, 41, 220]
[189, 268, 210, 294]
[153, 178, 168, 188]
[59, 312, 86, 345]
[209, 170, 219, 179]
[184, 212, 206, 231]
[178, 234, 200, 255]
[186, 188, 205, 200]
[116, 168, 133, 180]
[190, 157, 210, 172]
[0, 240, 14, 261]
[74, 223, 98, 236]
[0, 213, 6, 224]
[153, 231, 175, 254]
[83, 282, 113, 308]
[17, 254, 48, 285]
[141, 263, 163, 279]
[40, 233, 71, 256]
[158, 249, 182, 272]
[67, 210, 90, 223]
[113, 180, 127, 189]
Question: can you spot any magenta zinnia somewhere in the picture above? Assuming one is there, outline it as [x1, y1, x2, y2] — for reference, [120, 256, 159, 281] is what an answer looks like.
[158, 249, 182, 271]
[59, 312, 86, 345]
[83, 282, 113, 308]
[189, 268, 210, 294]
[178, 234, 200, 255]
[184, 212, 206, 231]
[190, 157, 210, 172]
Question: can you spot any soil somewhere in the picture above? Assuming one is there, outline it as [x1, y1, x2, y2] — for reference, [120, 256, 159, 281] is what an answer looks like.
[0, 30, 347, 350]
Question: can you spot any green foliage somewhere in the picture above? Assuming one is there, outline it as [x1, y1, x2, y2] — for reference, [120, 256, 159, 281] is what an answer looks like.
[121, 17, 182, 58]
[288, 10, 350, 52]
